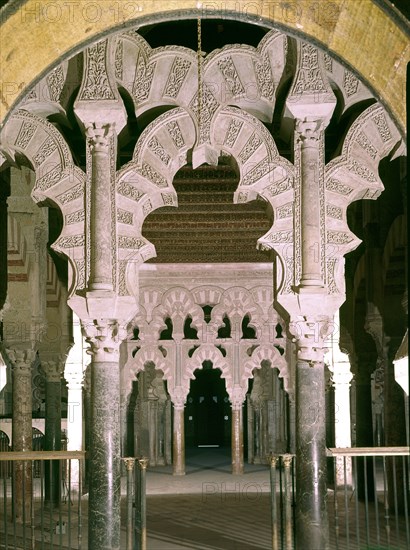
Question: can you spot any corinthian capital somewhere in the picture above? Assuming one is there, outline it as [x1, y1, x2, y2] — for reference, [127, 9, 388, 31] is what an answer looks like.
[82, 319, 127, 362]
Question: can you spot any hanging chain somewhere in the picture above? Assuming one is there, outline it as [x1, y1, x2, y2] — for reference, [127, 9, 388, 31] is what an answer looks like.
[197, 17, 203, 138]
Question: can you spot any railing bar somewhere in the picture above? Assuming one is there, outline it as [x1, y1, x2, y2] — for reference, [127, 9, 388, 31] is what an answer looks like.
[68, 458, 72, 550]
[279, 457, 284, 549]
[364, 457, 370, 547]
[59, 460, 63, 549]
[40, 460, 45, 550]
[382, 455, 390, 548]
[31, 460, 35, 550]
[333, 457, 339, 550]
[343, 456, 349, 549]
[327, 447, 410, 457]
[12, 461, 16, 550]
[372, 455, 380, 546]
[353, 456, 360, 547]
[291, 456, 296, 548]
[391, 456, 400, 545]
[78, 459, 82, 550]
[49, 473, 54, 549]
[269, 455, 278, 550]
[402, 455, 409, 547]
[22, 459, 27, 548]
[0, 451, 86, 461]
[3, 458, 8, 550]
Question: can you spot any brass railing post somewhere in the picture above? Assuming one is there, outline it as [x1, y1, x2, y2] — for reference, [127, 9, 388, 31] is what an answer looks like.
[123, 458, 135, 550]
[282, 454, 294, 550]
[135, 458, 149, 550]
[269, 454, 279, 550]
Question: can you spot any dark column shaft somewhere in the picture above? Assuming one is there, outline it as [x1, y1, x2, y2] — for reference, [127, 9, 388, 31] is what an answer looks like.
[44, 379, 62, 505]
[89, 361, 121, 550]
[295, 359, 329, 549]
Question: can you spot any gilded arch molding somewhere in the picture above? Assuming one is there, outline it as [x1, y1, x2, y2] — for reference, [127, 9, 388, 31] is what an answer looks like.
[0, 0, 408, 136]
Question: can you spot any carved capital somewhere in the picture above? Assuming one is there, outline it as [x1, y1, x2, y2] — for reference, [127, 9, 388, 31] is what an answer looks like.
[41, 358, 65, 382]
[82, 319, 127, 362]
[7, 348, 36, 372]
[295, 118, 324, 144]
[86, 123, 113, 153]
[329, 363, 353, 387]
[169, 386, 187, 410]
[122, 457, 135, 471]
[289, 316, 333, 364]
[65, 371, 85, 390]
[137, 458, 149, 470]
[229, 386, 246, 410]
[282, 454, 294, 469]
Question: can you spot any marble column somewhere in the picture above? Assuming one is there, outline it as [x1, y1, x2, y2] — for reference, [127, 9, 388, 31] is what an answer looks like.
[295, 354, 329, 549]
[231, 404, 244, 475]
[64, 313, 88, 493]
[8, 349, 36, 522]
[297, 119, 323, 288]
[173, 404, 185, 476]
[85, 124, 114, 292]
[65, 368, 84, 494]
[42, 359, 64, 505]
[84, 320, 124, 550]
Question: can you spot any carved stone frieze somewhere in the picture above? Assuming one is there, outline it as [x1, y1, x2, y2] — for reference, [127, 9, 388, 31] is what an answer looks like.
[133, 58, 156, 102]
[166, 120, 185, 149]
[117, 181, 145, 202]
[343, 70, 359, 97]
[79, 41, 115, 101]
[148, 136, 171, 166]
[217, 56, 245, 97]
[163, 57, 192, 99]
[224, 119, 243, 148]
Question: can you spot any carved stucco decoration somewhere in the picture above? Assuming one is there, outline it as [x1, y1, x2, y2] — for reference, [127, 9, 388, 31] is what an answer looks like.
[324, 102, 403, 296]
[211, 286, 265, 341]
[116, 30, 286, 123]
[121, 280, 291, 402]
[115, 30, 287, 168]
[150, 286, 205, 341]
[74, 38, 127, 131]
[15, 59, 81, 119]
[322, 52, 373, 115]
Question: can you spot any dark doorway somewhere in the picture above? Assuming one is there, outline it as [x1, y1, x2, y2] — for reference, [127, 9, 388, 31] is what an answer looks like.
[185, 364, 230, 448]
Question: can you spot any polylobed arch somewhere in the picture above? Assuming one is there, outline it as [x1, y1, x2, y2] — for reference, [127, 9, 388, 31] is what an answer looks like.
[123, 344, 172, 397]
[0, 1, 407, 137]
[243, 344, 290, 393]
[186, 344, 232, 387]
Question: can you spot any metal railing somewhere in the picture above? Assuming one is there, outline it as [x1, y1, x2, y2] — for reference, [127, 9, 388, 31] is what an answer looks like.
[0, 450, 85, 550]
[269, 447, 410, 550]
